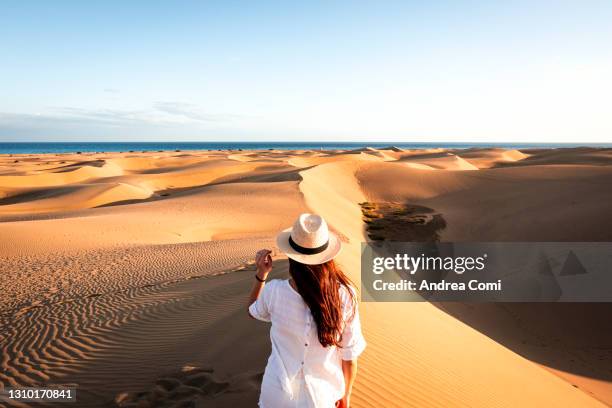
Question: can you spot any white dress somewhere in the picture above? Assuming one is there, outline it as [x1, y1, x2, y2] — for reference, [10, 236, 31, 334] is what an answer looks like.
[249, 279, 366, 408]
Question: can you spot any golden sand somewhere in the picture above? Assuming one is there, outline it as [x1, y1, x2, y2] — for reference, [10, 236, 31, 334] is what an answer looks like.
[1, 147, 611, 407]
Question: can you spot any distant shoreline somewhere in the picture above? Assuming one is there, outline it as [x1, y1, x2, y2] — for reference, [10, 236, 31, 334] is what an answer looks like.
[1, 141, 611, 155]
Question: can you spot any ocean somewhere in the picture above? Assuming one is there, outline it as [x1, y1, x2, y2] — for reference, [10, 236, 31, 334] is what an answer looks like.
[0, 141, 610, 155]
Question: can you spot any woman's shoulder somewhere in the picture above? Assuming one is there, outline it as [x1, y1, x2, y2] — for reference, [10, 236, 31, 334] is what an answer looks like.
[264, 278, 290, 294]
[265, 279, 302, 303]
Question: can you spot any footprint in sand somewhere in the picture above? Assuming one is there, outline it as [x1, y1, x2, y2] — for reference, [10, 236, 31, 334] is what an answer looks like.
[115, 366, 255, 408]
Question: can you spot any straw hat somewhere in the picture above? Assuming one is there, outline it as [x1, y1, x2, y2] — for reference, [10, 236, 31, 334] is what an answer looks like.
[276, 213, 342, 265]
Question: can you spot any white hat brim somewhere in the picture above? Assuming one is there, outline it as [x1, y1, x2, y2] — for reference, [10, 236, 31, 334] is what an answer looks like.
[276, 227, 342, 265]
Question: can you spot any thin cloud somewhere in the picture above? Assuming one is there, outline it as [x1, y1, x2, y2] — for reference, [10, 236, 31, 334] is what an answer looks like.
[0, 103, 247, 138]
[0, 103, 243, 128]
[154, 101, 244, 122]
[51, 107, 154, 125]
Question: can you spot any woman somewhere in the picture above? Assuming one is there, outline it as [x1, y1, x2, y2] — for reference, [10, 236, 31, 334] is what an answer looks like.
[248, 213, 366, 408]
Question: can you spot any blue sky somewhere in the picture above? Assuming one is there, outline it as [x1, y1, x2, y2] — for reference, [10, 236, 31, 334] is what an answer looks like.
[1, 1, 611, 142]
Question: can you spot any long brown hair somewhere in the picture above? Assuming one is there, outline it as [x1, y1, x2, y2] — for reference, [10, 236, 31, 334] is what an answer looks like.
[288, 258, 355, 347]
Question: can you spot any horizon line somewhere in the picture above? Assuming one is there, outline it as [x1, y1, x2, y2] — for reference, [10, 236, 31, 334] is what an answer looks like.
[2, 140, 612, 145]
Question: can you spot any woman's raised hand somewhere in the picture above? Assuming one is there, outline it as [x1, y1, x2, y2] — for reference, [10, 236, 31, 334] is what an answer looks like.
[255, 249, 273, 278]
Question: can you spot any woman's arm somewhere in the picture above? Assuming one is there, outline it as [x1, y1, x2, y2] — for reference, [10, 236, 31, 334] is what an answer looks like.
[337, 359, 358, 408]
[247, 249, 273, 312]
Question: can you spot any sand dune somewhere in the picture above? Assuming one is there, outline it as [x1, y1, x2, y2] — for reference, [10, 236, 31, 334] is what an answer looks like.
[1, 147, 610, 407]
[287, 151, 385, 167]
[506, 147, 612, 167]
[0, 160, 124, 189]
[454, 148, 529, 168]
[300, 156, 610, 407]
[0, 182, 153, 215]
[398, 152, 480, 170]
